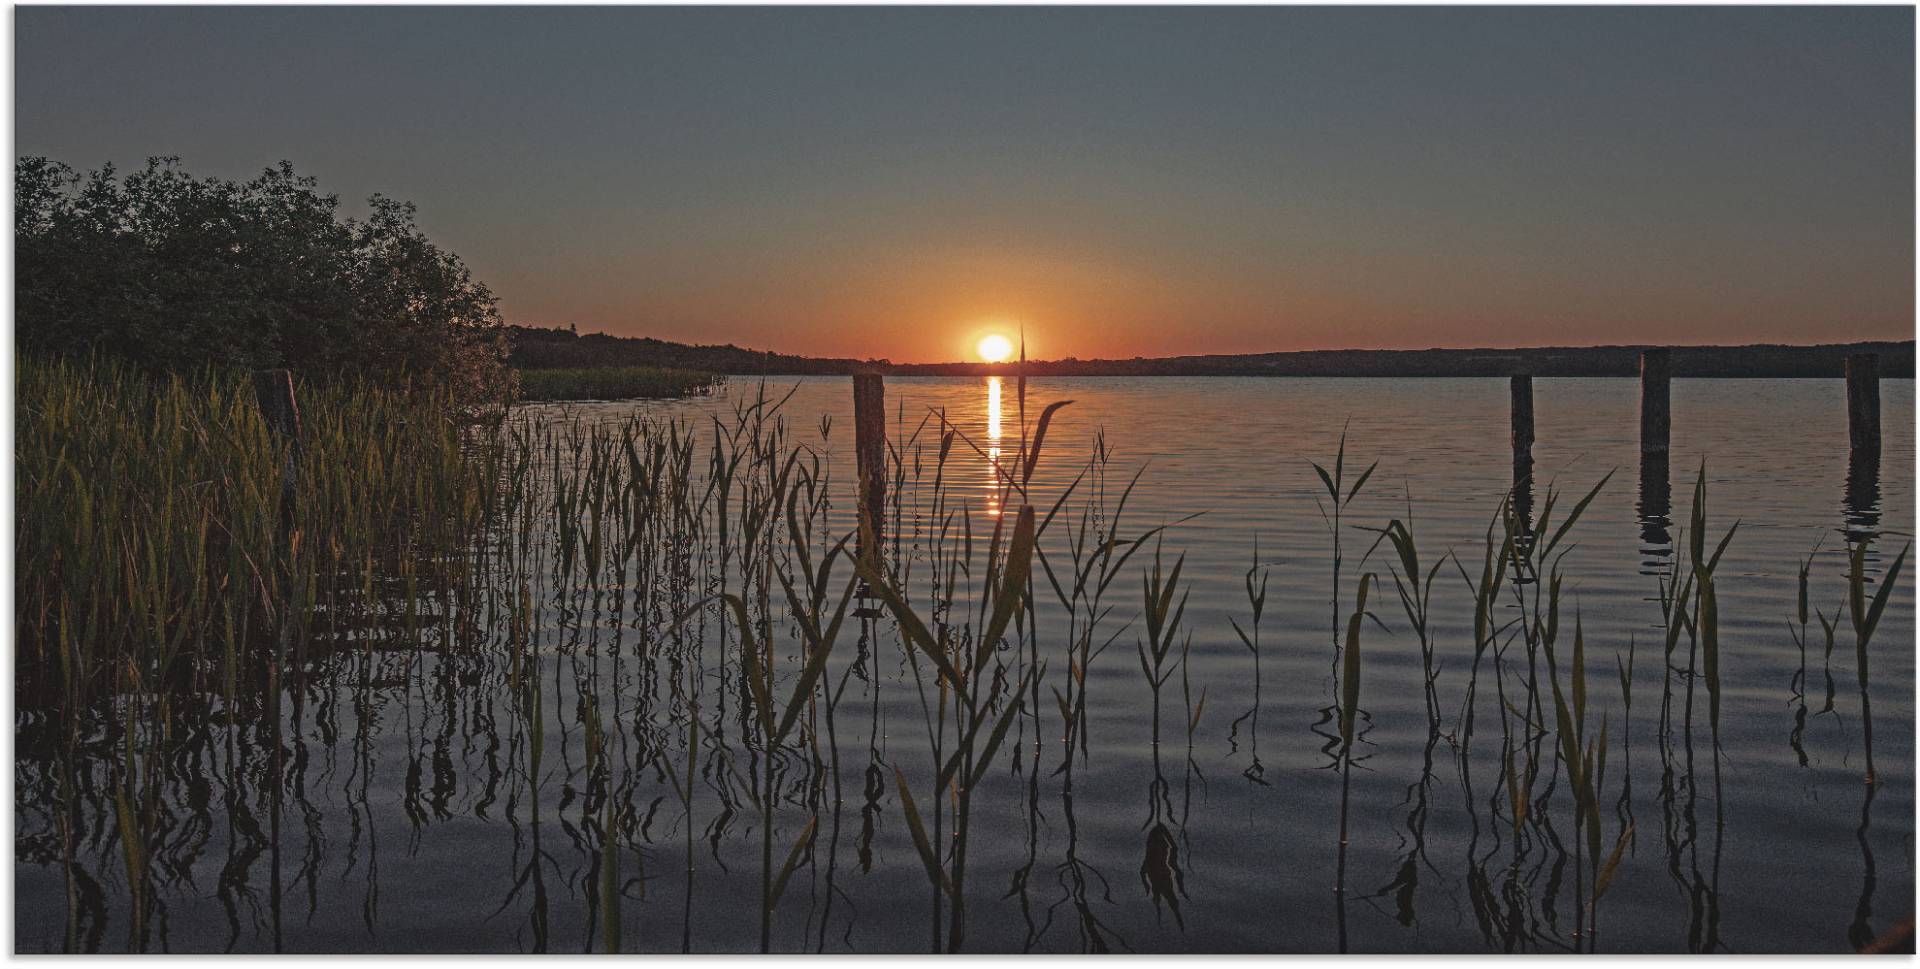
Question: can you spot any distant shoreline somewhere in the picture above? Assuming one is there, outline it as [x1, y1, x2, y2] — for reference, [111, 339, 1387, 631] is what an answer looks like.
[509, 327, 1915, 380]
[720, 370, 1920, 380]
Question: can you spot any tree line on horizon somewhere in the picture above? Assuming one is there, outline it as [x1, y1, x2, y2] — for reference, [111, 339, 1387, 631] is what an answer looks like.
[510, 322, 1914, 379]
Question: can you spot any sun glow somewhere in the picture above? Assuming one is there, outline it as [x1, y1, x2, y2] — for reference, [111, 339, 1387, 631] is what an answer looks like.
[976, 333, 1014, 363]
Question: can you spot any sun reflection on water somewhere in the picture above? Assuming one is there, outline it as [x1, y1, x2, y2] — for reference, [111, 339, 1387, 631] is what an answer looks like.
[985, 376, 1003, 518]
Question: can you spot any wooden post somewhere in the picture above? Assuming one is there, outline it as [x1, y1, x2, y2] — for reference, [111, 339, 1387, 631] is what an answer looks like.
[253, 368, 302, 439]
[1848, 353, 1880, 454]
[1507, 374, 1537, 546]
[852, 373, 887, 567]
[253, 369, 302, 524]
[251, 367, 300, 930]
[1510, 375, 1534, 486]
[1640, 349, 1670, 456]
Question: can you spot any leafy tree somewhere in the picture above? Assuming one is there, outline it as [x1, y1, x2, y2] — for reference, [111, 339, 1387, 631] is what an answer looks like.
[16, 156, 513, 407]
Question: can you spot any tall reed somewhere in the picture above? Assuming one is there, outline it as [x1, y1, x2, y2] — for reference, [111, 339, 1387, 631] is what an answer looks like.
[1845, 536, 1908, 786]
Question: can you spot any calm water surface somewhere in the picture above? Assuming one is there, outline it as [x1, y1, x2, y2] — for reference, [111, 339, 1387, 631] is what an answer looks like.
[15, 376, 1914, 952]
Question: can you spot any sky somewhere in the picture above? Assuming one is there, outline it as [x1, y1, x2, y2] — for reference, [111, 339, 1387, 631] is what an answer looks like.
[14, 6, 1915, 363]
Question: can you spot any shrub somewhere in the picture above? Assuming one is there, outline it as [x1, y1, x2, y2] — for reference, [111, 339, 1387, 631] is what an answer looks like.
[16, 156, 515, 409]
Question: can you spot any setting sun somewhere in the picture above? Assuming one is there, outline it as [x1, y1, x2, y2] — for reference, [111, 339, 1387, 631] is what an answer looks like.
[976, 333, 1013, 363]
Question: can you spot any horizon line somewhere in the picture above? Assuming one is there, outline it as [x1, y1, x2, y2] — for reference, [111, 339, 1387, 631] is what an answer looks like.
[515, 325, 1917, 369]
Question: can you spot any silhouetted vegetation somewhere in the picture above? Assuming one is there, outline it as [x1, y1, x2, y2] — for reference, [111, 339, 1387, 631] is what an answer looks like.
[507, 323, 1914, 378]
[17, 156, 515, 407]
[508, 324, 882, 375]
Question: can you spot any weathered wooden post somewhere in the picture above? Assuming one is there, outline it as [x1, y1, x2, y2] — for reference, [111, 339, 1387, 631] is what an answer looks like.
[1504, 374, 1536, 544]
[250, 367, 300, 950]
[1640, 349, 1670, 456]
[253, 368, 302, 440]
[1847, 353, 1880, 454]
[1510, 375, 1534, 487]
[852, 373, 887, 567]
[253, 369, 303, 526]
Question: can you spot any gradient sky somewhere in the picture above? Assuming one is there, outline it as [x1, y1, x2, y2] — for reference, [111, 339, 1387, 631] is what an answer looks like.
[15, 6, 1915, 362]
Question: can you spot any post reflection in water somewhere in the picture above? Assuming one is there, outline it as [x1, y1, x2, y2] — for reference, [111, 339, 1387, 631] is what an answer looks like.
[985, 375, 1004, 518]
[1637, 450, 1673, 575]
[12, 377, 1914, 954]
[1845, 447, 1882, 547]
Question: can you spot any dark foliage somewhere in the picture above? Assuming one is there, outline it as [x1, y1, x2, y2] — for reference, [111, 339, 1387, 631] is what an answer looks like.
[17, 156, 515, 406]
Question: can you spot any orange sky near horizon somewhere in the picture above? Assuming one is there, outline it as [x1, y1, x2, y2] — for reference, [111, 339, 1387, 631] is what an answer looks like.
[18, 7, 1914, 365]
[492, 230, 1915, 363]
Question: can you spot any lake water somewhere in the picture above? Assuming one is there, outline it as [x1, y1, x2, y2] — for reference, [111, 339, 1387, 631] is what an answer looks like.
[15, 376, 1914, 953]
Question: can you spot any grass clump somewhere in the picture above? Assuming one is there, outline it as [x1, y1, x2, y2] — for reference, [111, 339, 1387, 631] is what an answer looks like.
[516, 366, 722, 401]
[16, 355, 498, 712]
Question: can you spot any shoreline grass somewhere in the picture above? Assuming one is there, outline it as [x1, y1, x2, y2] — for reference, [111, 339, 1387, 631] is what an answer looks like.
[16, 355, 497, 711]
[516, 366, 722, 402]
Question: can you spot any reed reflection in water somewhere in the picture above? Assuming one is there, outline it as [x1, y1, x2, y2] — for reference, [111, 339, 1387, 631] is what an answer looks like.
[12, 376, 1914, 953]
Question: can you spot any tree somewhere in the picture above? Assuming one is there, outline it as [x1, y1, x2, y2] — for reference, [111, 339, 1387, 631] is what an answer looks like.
[16, 156, 514, 407]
